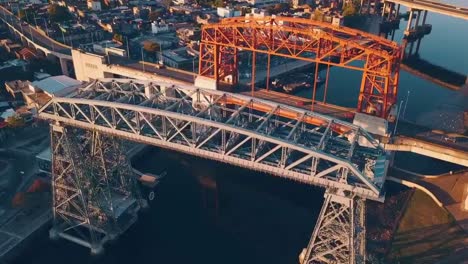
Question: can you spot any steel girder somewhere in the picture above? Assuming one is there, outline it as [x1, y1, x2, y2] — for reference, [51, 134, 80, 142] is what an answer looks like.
[50, 124, 140, 251]
[199, 16, 402, 118]
[40, 79, 386, 201]
[301, 190, 366, 264]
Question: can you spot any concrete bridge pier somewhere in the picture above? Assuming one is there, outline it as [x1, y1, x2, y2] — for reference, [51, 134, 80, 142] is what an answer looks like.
[363, 0, 379, 14]
[403, 8, 431, 57]
[380, 2, 400, 39]
[59, 57, 70, 77]
[408, 9, 421, 55]
[415, 10, 429, 55]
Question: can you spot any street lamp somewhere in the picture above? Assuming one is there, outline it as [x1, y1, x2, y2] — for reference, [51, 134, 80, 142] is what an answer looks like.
[393, 100, 405, 136]
[402, 90, 410, 119]
[159, 44, 163, 65]
[141, 47, 145, 72]
[125, 36, 130, 58]
[29, 26, 34, 42]
[61, 28, 66, 45]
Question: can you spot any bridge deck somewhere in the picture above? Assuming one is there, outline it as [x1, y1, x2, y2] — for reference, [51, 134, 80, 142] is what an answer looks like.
[385, 0, 468, 20]
[244, 89, 356, 120]
[38, 79, 388, 200]
[0, 6, 71, 56]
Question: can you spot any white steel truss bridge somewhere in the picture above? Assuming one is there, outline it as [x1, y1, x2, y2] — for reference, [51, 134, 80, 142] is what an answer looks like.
[38, 79, 389, 263]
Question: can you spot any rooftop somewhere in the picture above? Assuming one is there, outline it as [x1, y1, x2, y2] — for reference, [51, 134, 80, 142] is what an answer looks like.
[31, 75, 82, 97]
[162, 47, 193, 63]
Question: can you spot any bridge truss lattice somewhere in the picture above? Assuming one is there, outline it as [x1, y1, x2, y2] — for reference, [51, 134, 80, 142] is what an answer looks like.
[40, 79, 388, 260]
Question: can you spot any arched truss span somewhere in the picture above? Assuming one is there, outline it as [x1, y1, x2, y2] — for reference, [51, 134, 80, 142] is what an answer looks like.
[199, 16, 402, 118]
[39, 79, 388, 200]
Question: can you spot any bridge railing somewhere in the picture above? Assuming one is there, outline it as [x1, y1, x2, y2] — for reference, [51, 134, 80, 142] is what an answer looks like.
[38, 79, 388, 200]
[0, 5, 71, 54]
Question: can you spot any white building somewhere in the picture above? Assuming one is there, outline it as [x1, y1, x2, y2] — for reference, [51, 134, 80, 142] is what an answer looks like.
[172, 0, 190, 5]
[217, 7, 242, 18]
[332, 16, 344, 27]
[151, 22, 170, 34]
[29, 75, 81, 98]
[88, 0, 102, 11]
[248, 8, 269, 18]
[92, 40, 121, 54]
[246, 0, 284, 7]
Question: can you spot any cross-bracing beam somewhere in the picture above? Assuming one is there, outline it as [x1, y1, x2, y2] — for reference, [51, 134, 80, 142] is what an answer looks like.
[300, 190, 366, 264]
[39, 79, 389, 259]
[49, 124, 142, 254]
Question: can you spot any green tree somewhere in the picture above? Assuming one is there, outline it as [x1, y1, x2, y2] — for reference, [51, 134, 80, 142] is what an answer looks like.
[113, 33, 123, 43]
[213, 0, 224, 7]
[313, 9, 324, 21]
[148, 11, 162, 21]
[18, 10, 26, 20]
[161, 0, 172, 9]
[6, 116, 24, 128]
[48, 4, 72, 22]
[143, 41, 160, 52]
[343, 3, 357, 17]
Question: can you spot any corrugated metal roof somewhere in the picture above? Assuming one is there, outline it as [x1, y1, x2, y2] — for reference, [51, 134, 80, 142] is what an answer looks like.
[31, 75, 81, 96]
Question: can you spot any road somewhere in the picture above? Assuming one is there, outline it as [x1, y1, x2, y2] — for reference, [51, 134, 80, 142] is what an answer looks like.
[0, 124, 51, 261]
[125, 61, 195, 84]
[397, 120, 468, 152]
[0, 5, 71, 55]
[108, 55, 196, 83]
[385, 0, 468, 20]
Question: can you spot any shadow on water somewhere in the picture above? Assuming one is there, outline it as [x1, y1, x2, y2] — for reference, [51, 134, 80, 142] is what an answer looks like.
[14, 146, 325, 264]
[402, 55, 467, 88]
[389, 221, 468, 264]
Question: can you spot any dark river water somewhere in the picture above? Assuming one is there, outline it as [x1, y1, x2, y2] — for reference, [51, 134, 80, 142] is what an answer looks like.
[8, 1, 468, 263]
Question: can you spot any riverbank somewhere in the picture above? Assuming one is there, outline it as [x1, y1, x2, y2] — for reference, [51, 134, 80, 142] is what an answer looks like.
[402, 57, 467, 91]
[388, 189, 467, 263]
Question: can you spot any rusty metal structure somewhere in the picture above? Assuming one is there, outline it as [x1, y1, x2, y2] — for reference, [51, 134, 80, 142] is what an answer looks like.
[48, 124, 142, 254]
[199, 16, 402, 119]
[39, 79, 389, 261]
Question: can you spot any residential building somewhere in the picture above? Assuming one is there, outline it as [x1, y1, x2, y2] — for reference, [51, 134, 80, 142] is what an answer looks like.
[246, 0, 285, 7]
[217, 7, 242, 18]
[151, 21, 171, 34]
[161, 47, 195, 69]
[93, 40, 122, 54]
[176, 27, 201, 42]
[87, 0, 102, 11]
[172, 0, 191, 5]
[5, 76, 81, 109]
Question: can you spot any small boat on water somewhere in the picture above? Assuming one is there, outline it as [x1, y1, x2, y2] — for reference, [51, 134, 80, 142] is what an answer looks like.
[282, 76, 323, 93]
[282, 82, 311, 93]
[316, 76, 324, 84]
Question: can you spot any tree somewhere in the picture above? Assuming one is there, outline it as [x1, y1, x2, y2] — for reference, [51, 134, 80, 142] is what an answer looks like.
[18, 10, 27, 20]
[313, 9, 324, 21]
[161, 0, 172, 9]
[48, 4, 72, 22]
[213, 0, 224, 7]
[6, 116, 25, 128]
[343, 3, 357, 17]
[113, 33, 123, 43]
[143, 41, 160, 53]
[148, 11, 162, 21]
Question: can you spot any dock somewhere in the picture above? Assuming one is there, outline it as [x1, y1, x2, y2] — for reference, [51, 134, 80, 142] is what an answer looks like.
[0, 205, 51, 260]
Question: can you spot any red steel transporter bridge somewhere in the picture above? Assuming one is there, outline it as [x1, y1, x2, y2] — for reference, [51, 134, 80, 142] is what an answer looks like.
[38, 16, 402, 263]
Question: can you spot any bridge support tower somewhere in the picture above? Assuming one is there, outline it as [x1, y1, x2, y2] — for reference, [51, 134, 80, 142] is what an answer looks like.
[403, 8, 431, 57]
[300, 190, 366, 264]
[59, 57, 71, 77]
[49, 124, 142, 254]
